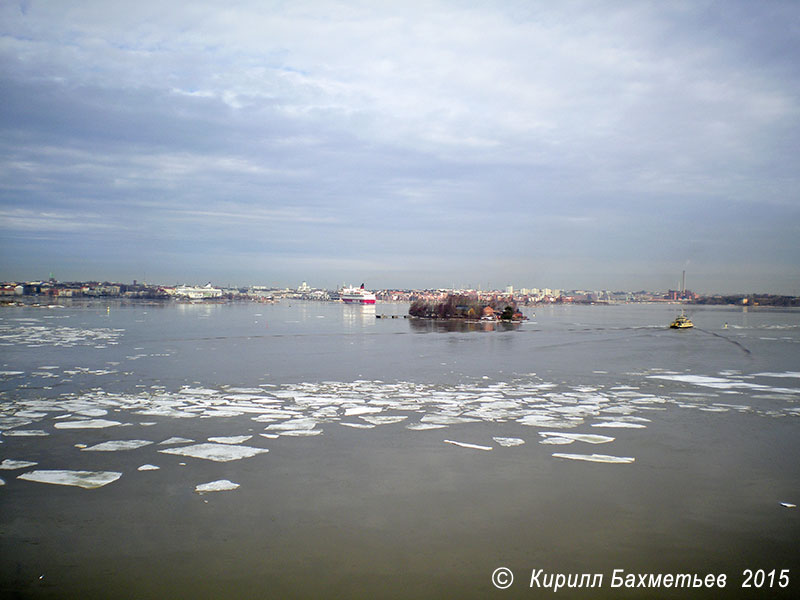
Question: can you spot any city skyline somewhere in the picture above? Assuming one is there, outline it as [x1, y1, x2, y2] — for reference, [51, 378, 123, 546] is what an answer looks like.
[2, 1, 799, 295]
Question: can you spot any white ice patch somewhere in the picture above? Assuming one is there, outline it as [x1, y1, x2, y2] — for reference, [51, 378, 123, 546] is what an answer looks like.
[359, 415, 407, 425]
[406, 423, 447, 430]
[83, 440, 153, 452]
[159, 443, 269, 462]
[195, 479, 240, 494]
[780, 502, 796, 508]
[18, 469, 122, 489]
[2, 430, 49, 437]
[493, 437, 525, 447]
[137, 464, 160, 471]
[266, 418, 317, 431]
[540, 432, 615, 444]
[539, 436, 575, 445]
[444, 439, 493, 451]
[553, 453, 635, 464]
[340, 422, 375, 429]
[1, 459, 38, 470]
[208, 435, 252, 445]
[421, 414, 480, 425]
[344, 406, 383, 416]
[279, 429, 323, 436]
[591, 421, 646, 429]
[54, 419, 121, 429]
[159, 437, 195, 445]
[754, 372, 800, 379]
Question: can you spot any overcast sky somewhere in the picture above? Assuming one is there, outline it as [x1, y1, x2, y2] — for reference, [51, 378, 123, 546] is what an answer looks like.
[1, 1, 798, 293]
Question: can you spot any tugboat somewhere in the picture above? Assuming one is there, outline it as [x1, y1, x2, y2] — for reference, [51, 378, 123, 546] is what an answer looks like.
[669, 311, 694, 329]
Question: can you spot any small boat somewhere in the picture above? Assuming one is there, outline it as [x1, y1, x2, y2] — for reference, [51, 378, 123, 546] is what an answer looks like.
[669, 312, 694, 329]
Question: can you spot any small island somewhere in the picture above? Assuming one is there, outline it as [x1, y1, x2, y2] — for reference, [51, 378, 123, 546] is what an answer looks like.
[409, 294, 526, 322]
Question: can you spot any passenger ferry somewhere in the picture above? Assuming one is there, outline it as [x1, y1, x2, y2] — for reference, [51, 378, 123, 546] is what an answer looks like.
[340, 284, 376, 305]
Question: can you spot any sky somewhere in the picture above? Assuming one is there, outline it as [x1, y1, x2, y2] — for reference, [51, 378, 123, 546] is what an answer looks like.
[1, 0, 799, 294]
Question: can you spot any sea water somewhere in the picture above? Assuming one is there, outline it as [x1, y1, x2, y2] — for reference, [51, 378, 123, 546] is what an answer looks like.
[1, 301, 798, 598]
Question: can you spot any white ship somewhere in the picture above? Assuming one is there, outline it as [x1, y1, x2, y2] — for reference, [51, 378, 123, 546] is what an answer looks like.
[340, 284, 376, 305]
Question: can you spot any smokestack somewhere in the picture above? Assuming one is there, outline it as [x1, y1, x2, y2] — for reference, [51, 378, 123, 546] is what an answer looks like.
[681, 270, 686, 296]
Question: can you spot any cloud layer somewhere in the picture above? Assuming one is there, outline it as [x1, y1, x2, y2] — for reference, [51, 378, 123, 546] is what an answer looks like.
[2, 1, 799, 292]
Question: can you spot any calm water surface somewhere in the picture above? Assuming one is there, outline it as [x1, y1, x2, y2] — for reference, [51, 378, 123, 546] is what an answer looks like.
[1, 301, 798, 598]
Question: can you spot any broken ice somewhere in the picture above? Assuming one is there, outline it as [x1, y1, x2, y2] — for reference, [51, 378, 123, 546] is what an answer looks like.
[159, 443, 269, 462]
[444, 439, 493, 451]
[195, 479, 240, 494]
[17, 469, 123, 489]
[82, 440, 153, 452]
[1, 459, 38, 470]
[552, 453, 635, 464]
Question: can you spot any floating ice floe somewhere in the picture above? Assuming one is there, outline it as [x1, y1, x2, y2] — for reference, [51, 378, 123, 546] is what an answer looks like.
[159, 437, 195, 445]
[1, 459, 38, 470]
[279, 429, 323, 436]
[344, 406, 383, 416]
[82, 440, 153, 452]
[780, 502, 796, 508]
[266, 418, 318, 431]
[407, 423, 447, 430]
[552, 453, 635, 464]
[208, 435, 252, 444]
[444, 439, 493, 451]
[493, 437, 525, 447]
[159, 443, 269, 462]
[421, 414, 479, 425]
[539, 432, 615, 444]
[591, 421, 646, 429]
[195, 479, 240, 494]
[54, 419, 121, 429]
[0, 477, 4, 485]
[2, 429, 49, 437]
[17, 469, 122, 488]
[359, 415, 407, 425]
[340, 422, 375, 429]
[137, 464, 160, 471]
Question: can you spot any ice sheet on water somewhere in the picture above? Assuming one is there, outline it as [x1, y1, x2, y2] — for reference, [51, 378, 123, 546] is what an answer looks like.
[195, 479, 240, 494]
[208, 435, 252, 444]
[553, 453, 635, 464]
[340, 422, 375, 429]
[540, 432, 614, 444]
[266, 418, 318, 431]
[493, 437, 525, 447]
[0, 416, 33, 431]
[83, 440, 153, 452]
[159, 437, 195, 445]
[517, 414, 580, 428]
[279, 429, 323, 436]
[1, 459, 38, 470]
[54, 419, 121, 429]
[137, 464, 160, 471]
[780, 502, 796, 508]
[359, 415, 407, 425]
[344, 405, 383, 416]
[407, 423, 447, 430]
[444, 439, 493, 451]
[2, 429, 49, 437]
[159, 443, 269, 462]
[18, 469, 122, 488]
[591, 421, 646, 429]
[754, 372, 800, 379]
[421, 414, 479, 425]
[540, 436, 575, 445]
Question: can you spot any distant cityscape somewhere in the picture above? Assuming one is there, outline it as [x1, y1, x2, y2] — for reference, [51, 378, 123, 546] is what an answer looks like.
[2, 278, 799, 307]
